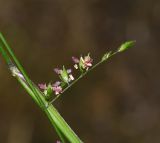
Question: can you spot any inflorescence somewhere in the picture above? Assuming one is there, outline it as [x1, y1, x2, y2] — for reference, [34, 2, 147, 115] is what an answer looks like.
[37, 41, 135, 102]
[38, 54, 93, 101]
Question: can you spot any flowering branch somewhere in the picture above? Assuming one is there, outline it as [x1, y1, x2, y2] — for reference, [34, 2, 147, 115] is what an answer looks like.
[38, 41, 135, 106]
[0, 32, 135, 143]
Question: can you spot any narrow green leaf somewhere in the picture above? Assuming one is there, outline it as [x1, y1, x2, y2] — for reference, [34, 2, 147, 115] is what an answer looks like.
[14, 66, 83, 143]
[0, 43, 11, 64]
[17, 77, 82, 143]
[54, 124, 66, 143]
[16, 73, 40, 106]
[0, 33, 83, 143]
[0, 32, 44, 108]
[46, 106, 82, 143]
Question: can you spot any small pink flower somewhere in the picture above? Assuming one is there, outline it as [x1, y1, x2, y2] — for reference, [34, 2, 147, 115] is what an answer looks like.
[83, 55, 93, 68]
[52, 81, 62, 95]
[53, 81, 61, 86]
[72, 57, 80, 69]
[54, 66, 74, 83]
[56, 141, 61, 143]
[72, 54, 93, 70]
[72, 56, 79, 63]
[38, 83, 47, 90]
[53, 86, 62, 95]
[54, 68, 62, 74]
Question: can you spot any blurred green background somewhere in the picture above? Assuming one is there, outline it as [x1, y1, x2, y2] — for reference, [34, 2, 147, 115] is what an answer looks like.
[0, 0, 160, 143]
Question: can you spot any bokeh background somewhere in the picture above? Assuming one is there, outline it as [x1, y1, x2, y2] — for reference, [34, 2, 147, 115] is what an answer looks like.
[0, 0, 160, 143]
